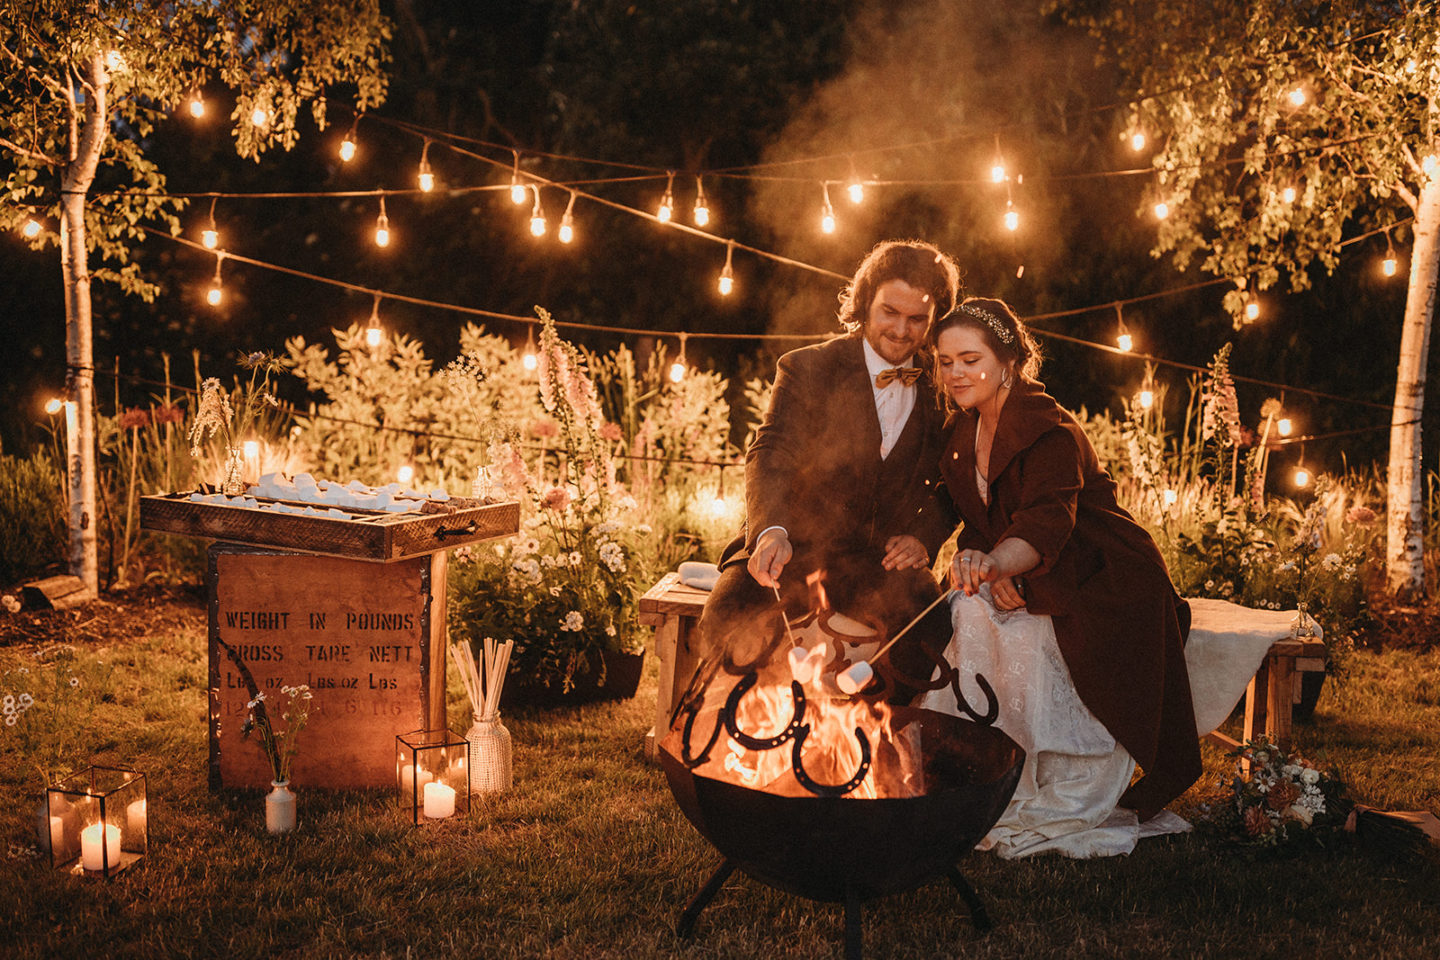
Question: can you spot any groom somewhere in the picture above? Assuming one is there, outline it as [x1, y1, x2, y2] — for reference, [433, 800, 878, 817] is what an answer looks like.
[697, 240, 961, 692]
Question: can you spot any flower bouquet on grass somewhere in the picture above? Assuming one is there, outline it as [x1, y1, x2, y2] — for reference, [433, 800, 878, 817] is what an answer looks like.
[1224, 737, 1347, 847]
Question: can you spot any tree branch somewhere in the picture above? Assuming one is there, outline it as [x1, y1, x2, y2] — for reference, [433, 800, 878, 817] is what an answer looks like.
[0, 134, 60, 166]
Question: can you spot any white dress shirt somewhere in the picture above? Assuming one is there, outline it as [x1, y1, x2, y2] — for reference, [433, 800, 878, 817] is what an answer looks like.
[861, 338, 918, 460]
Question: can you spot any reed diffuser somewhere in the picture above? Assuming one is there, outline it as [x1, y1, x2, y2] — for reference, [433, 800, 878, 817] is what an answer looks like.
[450, 638, 514, 794]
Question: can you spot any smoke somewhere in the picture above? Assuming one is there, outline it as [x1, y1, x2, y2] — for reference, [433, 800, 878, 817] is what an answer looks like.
[747, 0, 1112, 338]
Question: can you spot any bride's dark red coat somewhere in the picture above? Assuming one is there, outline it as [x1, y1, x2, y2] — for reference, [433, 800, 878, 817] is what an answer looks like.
[939, 376, 1202, 820]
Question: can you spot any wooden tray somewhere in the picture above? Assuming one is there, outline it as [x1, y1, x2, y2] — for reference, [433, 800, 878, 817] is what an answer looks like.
[141, 491, 519, 561]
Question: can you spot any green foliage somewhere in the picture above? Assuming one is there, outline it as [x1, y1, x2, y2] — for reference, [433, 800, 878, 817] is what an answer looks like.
[0, 450, 65, 584]
[0, 646, 115, 786]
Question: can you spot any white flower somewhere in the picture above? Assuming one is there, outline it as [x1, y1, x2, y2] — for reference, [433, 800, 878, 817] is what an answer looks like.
[595, 521, 619, 536]
[68, 677, 79, 688]
[605, 623, 617, 637]
[246, 693, 267, 708]
[1253, 750, 1269, 764]
[561, 611, 584, 632]
[549, 586, 562, 597]
[18, 693, 32, 708]
[1277, 561, 1296, 573]
[1300, 768, 1320, 785]
[1, 595, 19, 613]
[1322, 553, 1343, 571]
[635, 524, 652, 535]
[4, 715, 14, 727]
[598, 541, 626, 573]
[568, 551, 582, 567]
[2, 695, 13, 713]
[1282, 764, 1301, 778]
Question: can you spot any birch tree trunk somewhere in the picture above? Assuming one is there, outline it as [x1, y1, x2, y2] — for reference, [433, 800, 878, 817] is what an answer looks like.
[58, 52, 108, 597]
[1385, 170, 1440, 602]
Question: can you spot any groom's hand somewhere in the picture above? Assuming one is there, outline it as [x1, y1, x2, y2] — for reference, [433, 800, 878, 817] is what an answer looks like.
[748, 528, 792, 588]
[989, 576, 1027, 610]
[882, 535, 929, 571]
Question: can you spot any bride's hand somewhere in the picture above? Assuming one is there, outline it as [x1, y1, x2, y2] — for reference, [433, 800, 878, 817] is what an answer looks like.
[951, 548, 998, 595]
[989, 576, 1027, 611]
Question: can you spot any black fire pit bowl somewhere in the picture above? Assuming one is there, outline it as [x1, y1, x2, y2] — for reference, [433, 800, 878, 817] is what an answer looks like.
[660, 704, 1024, 904]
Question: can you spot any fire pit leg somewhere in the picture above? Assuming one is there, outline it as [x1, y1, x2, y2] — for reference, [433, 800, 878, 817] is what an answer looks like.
[676, 858, 737, 940]
[843, 887, 863, 960]
[945, 866, 994, 933]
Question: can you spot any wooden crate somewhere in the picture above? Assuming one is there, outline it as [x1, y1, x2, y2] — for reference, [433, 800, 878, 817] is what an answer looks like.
[208, 545, 442, 790]
[142, 492, 519, 562]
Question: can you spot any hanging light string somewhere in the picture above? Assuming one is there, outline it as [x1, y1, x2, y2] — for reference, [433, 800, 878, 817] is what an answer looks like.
[137, 223, 1404, 412]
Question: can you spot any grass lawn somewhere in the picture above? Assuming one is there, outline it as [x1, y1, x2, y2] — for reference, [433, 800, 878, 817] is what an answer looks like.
[3, 588, 1439, 959]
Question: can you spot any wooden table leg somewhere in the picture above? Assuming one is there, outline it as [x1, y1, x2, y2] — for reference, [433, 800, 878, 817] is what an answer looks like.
[1266, 653, 1296, 750]
[646, 617, 680, 761]
[428, 550, 449, 733]
[1243, 657, 1269, 747]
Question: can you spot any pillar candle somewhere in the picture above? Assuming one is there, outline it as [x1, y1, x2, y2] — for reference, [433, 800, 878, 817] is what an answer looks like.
[126, 799, 147, 841]
[422, 781, 456, 819]
[81, 822, 121, 871]
[400, 763, 434, 796]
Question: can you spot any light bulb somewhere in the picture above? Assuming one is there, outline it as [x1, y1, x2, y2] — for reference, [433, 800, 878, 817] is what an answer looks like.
[522, 351, 538, 373]
[201, 228, 218, 250]
[559, 213, 574, 244]
[668, 360, 686, 383]
[1245, 300, 1260, 322]
[848, 181, 864, 204]
[1130, 132, 1146, 151]
[718, 273, 734, 296]
[375, 214, 390, 247]
[242, 440, 260, 460]
[366, 325, 382, 348]
[105, 50, 125, 72]
[1139, 389, 1154, 409]
[1294, 466, 1310, 488]
[1276, 417, 1293, 437]
[397, 465, 415, 485]
[207, 283, 222, 307]
[693, 201, 709, 227]
[188, 97, 205, 119]
[991, 163, 1006, 183]
[418, 169, 435, 192]
[1117, 333, 1134, 352]
[45, 398, 62, 415]
[22, 219, 40, 238]
[1153, 201, 1169, 220]
[1288, 87, 1307, 107]
[1163, 489, 1178, 506]
[657, 193, 674, 223]
[1383, 255, 1398, 277]
[339, 137, 356, 162]
[251, 107, 269, 127]
[1004, 209, 1019, 232]
[530, 214, 547, 237]
[510, 181, 527, 204]
[1281, 186, 1297, 204]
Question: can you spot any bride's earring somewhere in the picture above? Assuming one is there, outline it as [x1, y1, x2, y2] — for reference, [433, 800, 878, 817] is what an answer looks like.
[1000, 368, 1012, 389]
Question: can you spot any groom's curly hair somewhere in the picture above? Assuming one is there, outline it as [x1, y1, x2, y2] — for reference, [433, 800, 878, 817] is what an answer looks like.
[837, 240, 962, 335]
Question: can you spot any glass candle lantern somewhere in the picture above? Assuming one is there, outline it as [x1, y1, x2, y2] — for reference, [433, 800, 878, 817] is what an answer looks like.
[396, 729, 469, 825]
[47, 766, 147, 878]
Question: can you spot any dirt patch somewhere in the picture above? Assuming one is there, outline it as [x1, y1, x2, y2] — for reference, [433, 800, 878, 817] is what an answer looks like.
[0, 583, 206, 649]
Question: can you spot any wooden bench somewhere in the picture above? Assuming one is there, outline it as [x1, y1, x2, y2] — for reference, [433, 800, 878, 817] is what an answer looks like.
[638, 572, 1327, 759]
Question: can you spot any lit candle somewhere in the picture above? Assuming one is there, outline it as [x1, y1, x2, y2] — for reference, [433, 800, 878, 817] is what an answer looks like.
[81, 822, 121, 871]
[400, 763, 433, 796]
[423, 781, 456, 819]
[126, 799, 147, 840]
[49, 816, 64, 852]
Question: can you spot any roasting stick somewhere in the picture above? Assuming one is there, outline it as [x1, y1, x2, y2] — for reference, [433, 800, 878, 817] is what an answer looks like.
[771, 584, 801, 647]
[836, 589, 955, 694]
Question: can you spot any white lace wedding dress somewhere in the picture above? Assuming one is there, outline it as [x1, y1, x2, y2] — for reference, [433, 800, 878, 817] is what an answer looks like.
[920, 470, 1189, 858]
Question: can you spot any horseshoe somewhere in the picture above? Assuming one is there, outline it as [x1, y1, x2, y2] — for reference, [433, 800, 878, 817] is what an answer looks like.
[722, 672, 807, 750]
[679, 698, 724, 768]
[948, 669, 1000, 726]
[790, 723, 873, 797]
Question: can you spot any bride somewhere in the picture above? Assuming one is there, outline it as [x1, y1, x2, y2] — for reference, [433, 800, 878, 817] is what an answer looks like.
[921, 298, 1201, 858]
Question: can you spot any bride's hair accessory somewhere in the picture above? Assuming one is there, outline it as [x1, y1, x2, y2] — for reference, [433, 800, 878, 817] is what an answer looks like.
[962, 303, 1016, 346]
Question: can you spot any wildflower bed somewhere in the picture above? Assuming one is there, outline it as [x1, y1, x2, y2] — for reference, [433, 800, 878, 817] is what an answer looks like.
[2, 588, 1438, 959]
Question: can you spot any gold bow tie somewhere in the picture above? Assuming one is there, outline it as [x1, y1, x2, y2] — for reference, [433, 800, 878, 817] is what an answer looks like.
[875, 366, 921, 388]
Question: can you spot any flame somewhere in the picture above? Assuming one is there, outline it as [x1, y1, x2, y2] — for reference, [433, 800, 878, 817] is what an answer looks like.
[806, 570, 830, 613]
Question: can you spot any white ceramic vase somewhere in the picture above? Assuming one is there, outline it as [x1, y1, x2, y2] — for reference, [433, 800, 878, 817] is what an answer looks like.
[265, 780, 296, 834]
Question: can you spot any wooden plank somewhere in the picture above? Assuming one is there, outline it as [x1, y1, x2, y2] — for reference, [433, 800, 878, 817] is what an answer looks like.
[208, 545, 431, 789]
[645, 617, 681, 761]
[1205, 729, 1242, 752]
[1267, 653, 1297, 748]
[21, 574, 92, 610]
[142, 493, 518, 562]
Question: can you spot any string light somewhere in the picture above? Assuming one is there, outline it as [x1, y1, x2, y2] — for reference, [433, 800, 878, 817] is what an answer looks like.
[365, 295, 384, 350]
[693, 177, 710, 227]
[1130, 131, 1146, 151]
[1382, 231, 1398, 277]
[206, 254, 224, 307]
[521, 326, 538, 373]
[187, 93, 205, 119]
[1281, 185, 1297, 204]
[374, 196, 391, 247]
[1138, 388, 1155, 409]
[1003, 199, 1019, 232]
[1287, 87, 1307, 107]
[201, 197, 219, 250]
[105, 50, 125, 72]
[397, 464, 415, 485]
[242, 439, 260, 461]
[991, 134, 1006, 183]
[1277, 417, 1293, 437]
[669, 333, 688, 383]
[510, 151, 527, 204]
[45, 397, 62, 415]
[250, 106, 270, 127]
[417, 141, 435, 192]
[1293, 464, 1311, 488]
[1153, 199, 1170, 220]
[22, 218, 40, 238]
[1114, 303, 1133, 352]
[657, 171, 675, 223]
[847, 158, 864, 204]
[820, 183, 836, 234]
[339, 116, 359, 162]
[1245, 296, 1260, 323]
[559, 192, 577, 244]
[718, 241, 735, 296]
[529, 186, 548, 237]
